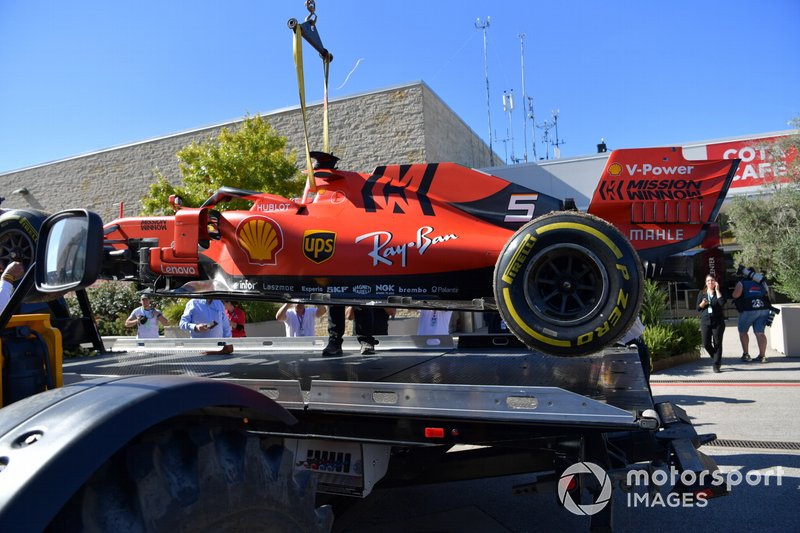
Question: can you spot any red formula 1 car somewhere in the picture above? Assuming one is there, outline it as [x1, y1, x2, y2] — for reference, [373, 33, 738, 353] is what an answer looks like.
[101, 147, 737, 356]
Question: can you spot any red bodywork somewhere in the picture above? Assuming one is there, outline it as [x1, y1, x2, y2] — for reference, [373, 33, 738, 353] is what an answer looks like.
[588, 147, 736, 266]
[102, 148, 737, 307]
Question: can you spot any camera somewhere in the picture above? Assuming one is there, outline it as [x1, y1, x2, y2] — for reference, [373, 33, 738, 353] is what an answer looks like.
[766, 306, 781, 327]
[737, 265, 765, 284]
[138, 315, 148, 325]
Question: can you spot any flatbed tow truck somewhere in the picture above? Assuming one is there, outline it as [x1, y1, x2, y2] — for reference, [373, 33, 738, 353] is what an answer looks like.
[0, 3, 732, 529]
[0, 210, 723, 531]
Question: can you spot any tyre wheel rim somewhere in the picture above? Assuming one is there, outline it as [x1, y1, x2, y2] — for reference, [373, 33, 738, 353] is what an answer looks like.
[0, 229, 34, 265]
[523, 243, 608, 326]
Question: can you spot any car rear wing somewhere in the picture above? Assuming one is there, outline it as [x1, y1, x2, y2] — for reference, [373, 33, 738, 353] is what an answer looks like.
[587, 147, 739, 269]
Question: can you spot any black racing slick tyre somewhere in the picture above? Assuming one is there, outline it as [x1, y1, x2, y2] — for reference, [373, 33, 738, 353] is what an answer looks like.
[0, 209, 47, 267]
[0, 208, 52, 302]
[494, 211, 643, 357]
[48, 421, 333, 533]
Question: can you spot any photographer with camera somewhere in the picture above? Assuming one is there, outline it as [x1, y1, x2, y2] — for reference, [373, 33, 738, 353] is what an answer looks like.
[732, 266, 774, 363]
[125, 295, 169, 339]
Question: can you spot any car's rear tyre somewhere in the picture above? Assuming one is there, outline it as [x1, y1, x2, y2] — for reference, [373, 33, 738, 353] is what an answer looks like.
[494, 211, 642, 357]
[0, 208, 59, 302]
[0, 209, 47, 267]
[48, 421, 333, 532]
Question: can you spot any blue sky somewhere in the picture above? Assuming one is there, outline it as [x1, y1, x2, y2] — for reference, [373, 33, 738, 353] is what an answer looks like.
[1, 0, 798, 174]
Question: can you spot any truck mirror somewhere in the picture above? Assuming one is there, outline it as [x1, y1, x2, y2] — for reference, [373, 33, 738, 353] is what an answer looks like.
[35, 210, 104, 293]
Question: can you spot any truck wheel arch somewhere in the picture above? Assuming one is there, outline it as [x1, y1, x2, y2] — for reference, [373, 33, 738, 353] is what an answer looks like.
[0, 376, 321, 531]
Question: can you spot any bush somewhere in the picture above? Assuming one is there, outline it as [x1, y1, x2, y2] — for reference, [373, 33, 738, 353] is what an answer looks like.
[641, 279, 668, 326]
[66, 282, 178, 336]
[162, 301, 188, 324]
[637, 280, 702, 363]
[66, 281, 140, 336]
[672, 317, 702, 354]
[642, 319, 701, 361]
[643, 324, 681, 360]
[239, 301, 282, 323]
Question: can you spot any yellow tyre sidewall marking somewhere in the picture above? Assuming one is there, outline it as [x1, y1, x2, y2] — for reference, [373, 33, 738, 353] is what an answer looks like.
[501, 287, 571, 347]
[535, 222, 622, 259]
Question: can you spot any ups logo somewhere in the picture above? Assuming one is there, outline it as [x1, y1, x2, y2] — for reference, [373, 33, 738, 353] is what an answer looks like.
[303, 230, 336, 264]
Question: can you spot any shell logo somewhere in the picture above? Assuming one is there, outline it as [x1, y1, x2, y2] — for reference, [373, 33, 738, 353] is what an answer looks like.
[236, 216, 283, 265]
[608, 162, 623, 176]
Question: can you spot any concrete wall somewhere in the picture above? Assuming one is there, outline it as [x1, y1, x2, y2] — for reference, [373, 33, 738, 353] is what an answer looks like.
[1, 81, 497, 222]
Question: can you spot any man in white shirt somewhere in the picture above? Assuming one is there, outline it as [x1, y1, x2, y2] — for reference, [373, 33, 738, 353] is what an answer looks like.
[417, 309, 453, 335]
[276, 303, 326, 337]
[125, 295, 169, 339]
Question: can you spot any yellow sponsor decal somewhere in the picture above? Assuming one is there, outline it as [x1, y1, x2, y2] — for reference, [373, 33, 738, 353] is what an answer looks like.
[501, 234, 535, 284]
[501, 287, 571, 348]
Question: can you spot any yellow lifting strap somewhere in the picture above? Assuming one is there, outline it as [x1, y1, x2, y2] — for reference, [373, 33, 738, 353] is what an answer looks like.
[292, 23, 331, 200]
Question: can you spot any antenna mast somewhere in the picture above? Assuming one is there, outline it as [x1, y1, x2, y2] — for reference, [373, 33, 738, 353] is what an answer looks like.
[527, 96, 537, 161]
[537, 118, 552, 161]
[475, 17, 493, 161]
[503, 90, 517, 164]
[551, 109, 565, 158]
[519, 34, 529, 163]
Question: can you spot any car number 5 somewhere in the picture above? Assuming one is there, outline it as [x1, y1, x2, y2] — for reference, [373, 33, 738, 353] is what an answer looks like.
[504, 194, 539, 223]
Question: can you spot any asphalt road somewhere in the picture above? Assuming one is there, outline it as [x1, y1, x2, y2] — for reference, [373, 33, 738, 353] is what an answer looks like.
[333, 323, 800, 532]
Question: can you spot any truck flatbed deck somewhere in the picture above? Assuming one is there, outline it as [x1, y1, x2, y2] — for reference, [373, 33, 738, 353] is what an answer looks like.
[63, 334, 653, 432]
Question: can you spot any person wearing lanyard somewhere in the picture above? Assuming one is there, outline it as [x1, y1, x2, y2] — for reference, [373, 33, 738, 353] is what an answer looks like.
[276, 303, 326, 337]
[417, 309, 453, 335]
[697, 273, 726, 373]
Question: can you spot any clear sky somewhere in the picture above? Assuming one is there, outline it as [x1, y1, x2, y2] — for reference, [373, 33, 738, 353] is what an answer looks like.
[1, 0, 798, 174]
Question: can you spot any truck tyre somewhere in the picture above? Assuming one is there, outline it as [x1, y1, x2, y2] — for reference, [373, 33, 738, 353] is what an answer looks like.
[494, 211, 642, 357]
[49, 421, 333, 532]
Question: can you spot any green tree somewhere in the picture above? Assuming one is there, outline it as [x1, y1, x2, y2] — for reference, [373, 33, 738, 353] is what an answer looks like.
[141, 114, 303, 214]
[726, 119, 800, 300]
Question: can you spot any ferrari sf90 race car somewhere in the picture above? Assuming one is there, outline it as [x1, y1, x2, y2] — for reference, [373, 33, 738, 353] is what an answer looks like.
[101, 147, 737, 356]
